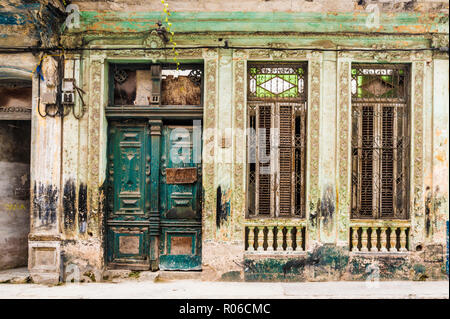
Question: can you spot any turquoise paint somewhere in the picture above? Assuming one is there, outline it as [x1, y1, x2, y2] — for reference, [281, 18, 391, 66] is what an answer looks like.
[159, 125, 202, 270]
[76, 11, 448, 34]
[159, 255, 202, 271]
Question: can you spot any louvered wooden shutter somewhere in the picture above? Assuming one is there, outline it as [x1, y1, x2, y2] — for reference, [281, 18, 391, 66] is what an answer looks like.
[278, 104, 294, 216]
[257, 104, 272, 215]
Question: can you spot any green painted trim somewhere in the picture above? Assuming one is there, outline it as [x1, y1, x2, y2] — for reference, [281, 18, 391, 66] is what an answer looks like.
[77, 11, 448, 34]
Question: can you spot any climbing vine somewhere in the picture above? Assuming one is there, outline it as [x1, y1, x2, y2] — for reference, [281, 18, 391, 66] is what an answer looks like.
[161, 0, 180, 70]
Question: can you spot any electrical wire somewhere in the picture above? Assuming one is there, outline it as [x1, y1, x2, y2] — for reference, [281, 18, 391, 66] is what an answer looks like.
[0, 45, 447, 54]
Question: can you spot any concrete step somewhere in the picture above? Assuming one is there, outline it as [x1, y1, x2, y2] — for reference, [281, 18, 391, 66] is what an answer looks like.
[157, 270, 202, 281]
[0, 267, 31, 284]
[103, 269, 160, 283]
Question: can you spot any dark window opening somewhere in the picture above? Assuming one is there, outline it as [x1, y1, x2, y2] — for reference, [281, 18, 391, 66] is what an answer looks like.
[247, 62, 307, 219]
[351, 63, 410, 220]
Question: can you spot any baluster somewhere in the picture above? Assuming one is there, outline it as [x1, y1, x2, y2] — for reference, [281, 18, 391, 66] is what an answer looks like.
[296, 226, 304, 251]
[370, 227, 378, 252]
[257, 226, 265, 251]
[351, 227, 359, 252]
[276, 227, 284, 251]
[286, 227, 293, 251]
[361, 227, 369, 252]
[399, 227, 408, 252]
[266, 226, 274, 251]
[247, 226, 255, 252]
[380, 227, 388, 252]
[389, 227, 398, 252]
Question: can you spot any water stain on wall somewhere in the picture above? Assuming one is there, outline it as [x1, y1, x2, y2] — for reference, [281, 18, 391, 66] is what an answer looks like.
[216, 185, 230, 229]
[78, 183, 87, 233]
[32, 181, 58, 227]
[63, 179, 76, 231]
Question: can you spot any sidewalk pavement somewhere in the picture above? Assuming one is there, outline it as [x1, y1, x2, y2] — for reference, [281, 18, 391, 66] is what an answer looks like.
[0, 280, 448, 299]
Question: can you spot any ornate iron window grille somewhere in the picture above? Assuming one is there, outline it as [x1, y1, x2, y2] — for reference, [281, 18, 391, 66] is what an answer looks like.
[351, 63, 410, 220]
[247, 63, 307, 218]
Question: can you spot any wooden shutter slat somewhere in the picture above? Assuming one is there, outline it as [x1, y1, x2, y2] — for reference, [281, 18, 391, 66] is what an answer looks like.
[258, 104, 272, 215]
[279, 104, 293, 216]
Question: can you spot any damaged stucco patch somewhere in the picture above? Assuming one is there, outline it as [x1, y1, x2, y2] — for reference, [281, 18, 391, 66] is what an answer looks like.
[244, 244, 349, 281]
[244, 243, 447, 282]
[60, 238, 103, 283]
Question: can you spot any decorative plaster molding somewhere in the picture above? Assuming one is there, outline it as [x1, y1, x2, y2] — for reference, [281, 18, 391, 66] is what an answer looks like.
[337, 61, 351, 242]
[143, 30, 165, 49]
[337, 49, 434, 62]
[202, 48, 219, 59]
[233, 49, 249, 59]
[431, 34, 449, 49]
[411, 61, 426, 248]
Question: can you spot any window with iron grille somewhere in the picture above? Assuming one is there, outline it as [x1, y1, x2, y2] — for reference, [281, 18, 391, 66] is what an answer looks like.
[247, 63, 307, 218]
[351, 64, 410, 220]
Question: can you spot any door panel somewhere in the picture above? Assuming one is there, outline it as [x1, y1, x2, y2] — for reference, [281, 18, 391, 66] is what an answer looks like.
[106, 121, 151, 269]
[159, 125, 202, 270]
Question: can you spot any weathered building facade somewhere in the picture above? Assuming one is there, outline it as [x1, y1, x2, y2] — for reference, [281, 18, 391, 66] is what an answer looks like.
[0, 0, 65, 274]
[1, 0, 449, 284]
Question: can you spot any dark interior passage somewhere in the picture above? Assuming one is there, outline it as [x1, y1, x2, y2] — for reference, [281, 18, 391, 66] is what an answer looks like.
[0, 120, 31, 270]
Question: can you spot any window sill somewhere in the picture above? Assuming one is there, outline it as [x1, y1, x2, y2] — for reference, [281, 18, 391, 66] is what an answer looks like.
[244, 250, 306, 257]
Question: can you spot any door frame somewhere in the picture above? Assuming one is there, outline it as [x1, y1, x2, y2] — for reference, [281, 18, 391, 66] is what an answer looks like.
[105, 117, 204, 271]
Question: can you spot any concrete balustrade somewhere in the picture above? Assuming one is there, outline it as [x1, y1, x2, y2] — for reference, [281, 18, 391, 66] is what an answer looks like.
[350, 221, 410, 252]
[245, 224, 305, 252]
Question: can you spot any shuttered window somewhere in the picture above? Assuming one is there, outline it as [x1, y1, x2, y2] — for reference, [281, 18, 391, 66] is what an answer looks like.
[247, 63, 307, 218]
[351, 64, 410, 220]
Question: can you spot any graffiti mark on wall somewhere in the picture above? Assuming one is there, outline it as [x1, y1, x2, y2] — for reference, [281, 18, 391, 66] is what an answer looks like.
[2, 203, 27, 211]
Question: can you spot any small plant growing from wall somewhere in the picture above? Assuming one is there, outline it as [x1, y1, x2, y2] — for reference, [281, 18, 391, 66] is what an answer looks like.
[161, 0, 180, 70]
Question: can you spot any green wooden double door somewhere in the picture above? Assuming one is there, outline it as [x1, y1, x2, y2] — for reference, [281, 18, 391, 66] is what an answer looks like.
[106, 120, 202, 271]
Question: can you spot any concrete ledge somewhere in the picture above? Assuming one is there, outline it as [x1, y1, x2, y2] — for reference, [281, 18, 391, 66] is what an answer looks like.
[0, 267, 31, 284]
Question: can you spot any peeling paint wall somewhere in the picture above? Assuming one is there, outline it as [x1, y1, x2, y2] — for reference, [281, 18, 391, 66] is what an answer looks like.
[1, 0, 447, 283]
[72, 0, 448, 14]
[60, 2, 448, 280]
